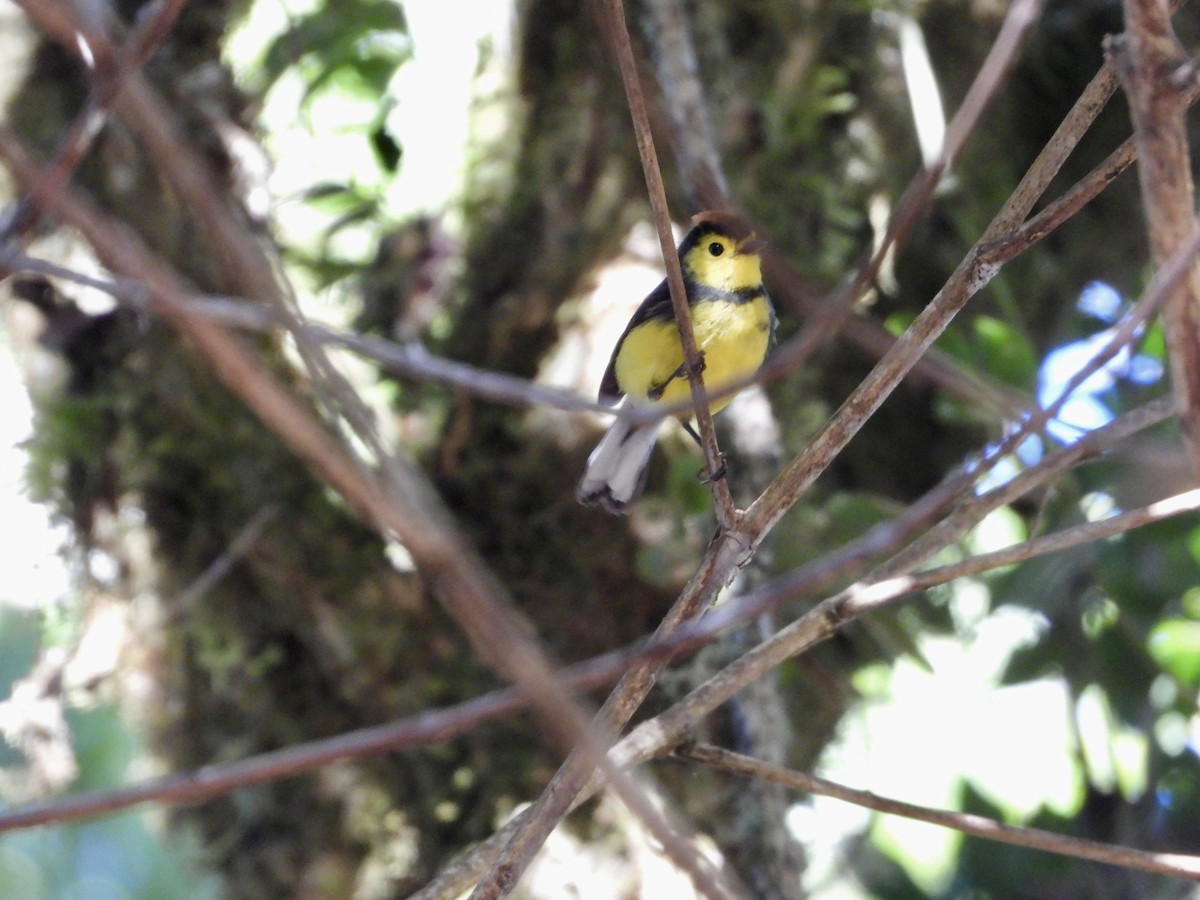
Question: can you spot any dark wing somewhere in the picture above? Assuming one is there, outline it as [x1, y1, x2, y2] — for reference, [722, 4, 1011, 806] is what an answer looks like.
[598, 277, 676, 402]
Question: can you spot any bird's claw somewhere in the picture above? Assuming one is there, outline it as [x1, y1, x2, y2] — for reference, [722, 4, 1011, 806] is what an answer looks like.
[697, 454, 727, 484]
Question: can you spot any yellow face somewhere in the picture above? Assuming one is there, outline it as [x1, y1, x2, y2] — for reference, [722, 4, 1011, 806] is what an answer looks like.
[681, 230, 764, 293]
[612, 222, 772, 413]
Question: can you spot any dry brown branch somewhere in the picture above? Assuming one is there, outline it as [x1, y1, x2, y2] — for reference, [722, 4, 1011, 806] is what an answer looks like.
[0, 651, 627, 834]
[986, 134, 1135, 260]
[14, 1, 283, 304]
[699, 398, 1177, 635]
[764, 36, 1117, 424]
[899, 486, 1200, 589]
[170, 505, 278, 617]
[601, 0, 736, 528]
[677, 744, 1200, 882]
[1111, 0, 1200, 478]
[627, 399, 1171, 724]
[115, 76, 283, 303]
[862, 0, 1043, 292]
[975, 48, 1200, 274]
[883, 221, 1200, 576]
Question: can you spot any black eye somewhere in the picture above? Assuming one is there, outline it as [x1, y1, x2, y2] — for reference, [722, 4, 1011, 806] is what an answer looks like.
[708, 241, 724, 257]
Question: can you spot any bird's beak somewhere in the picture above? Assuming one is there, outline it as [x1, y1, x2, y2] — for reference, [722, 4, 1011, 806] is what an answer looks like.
[737, 237, 768, 255]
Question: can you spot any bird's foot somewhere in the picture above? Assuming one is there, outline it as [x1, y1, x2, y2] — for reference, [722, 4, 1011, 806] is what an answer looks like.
[697, 454, 727, 484]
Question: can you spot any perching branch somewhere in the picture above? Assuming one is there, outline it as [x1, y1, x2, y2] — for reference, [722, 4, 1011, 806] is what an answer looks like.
[468, 1, 749, 893]
[600, 0, 737, 528]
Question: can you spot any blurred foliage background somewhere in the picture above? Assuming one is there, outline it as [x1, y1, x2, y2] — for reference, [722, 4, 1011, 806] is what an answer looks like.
[1, 0, 1200, 897]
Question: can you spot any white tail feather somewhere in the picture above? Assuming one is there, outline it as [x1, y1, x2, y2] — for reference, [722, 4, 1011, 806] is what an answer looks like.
[577, 411, 663, 513]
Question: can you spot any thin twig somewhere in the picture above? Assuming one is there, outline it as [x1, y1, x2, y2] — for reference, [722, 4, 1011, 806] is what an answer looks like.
[895, 487, 1200, 593]
[171, 505, 278, 616]
[0, 245, 624, 416]
[853, 0, 1043, 302]
[982, 134, 1135, 262]
[0, 652, 624, 834]
[882, 220, 1200, 577]
[600, 0, 736, 528]
[678, 744, 1200, 882]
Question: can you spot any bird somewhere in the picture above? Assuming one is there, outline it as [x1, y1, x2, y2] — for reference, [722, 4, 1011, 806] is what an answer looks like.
[577, 210, 775, 513]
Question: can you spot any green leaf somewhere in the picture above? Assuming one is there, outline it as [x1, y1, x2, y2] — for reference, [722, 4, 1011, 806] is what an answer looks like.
[259, 0, 410, 94]
[972, 315, 1037, 388]
[883, 310, 916, 339]
[1139, 318, 1166, 362]
[1148, 619, 1200, 686]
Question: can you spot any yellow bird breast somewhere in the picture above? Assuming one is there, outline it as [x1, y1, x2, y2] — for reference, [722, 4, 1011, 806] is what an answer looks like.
[614, 295, 772, 416]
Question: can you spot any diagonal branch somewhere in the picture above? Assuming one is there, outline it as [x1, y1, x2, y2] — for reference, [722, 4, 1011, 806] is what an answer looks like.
[613, 477, 1199, 783]
[678, 744, 1200, 882]
[600, 0, 736, 527]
